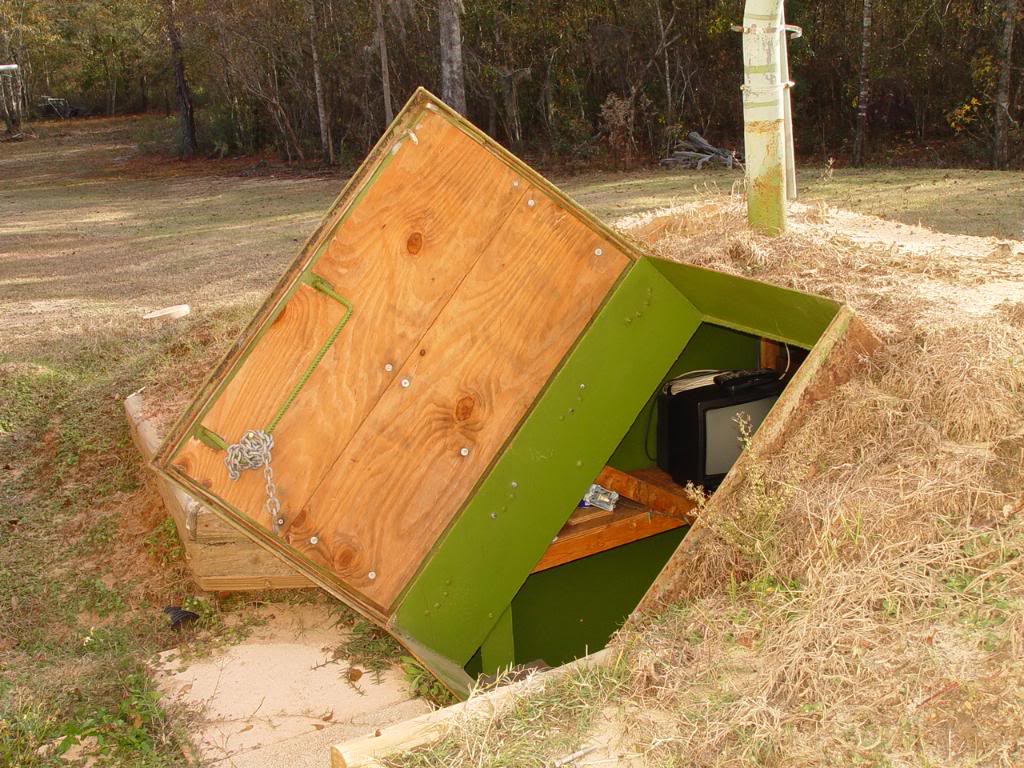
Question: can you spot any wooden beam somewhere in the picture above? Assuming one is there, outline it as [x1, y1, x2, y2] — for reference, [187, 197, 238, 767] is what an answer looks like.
[531, 503, 686, 574]
[595, 466, 696, 521]
[125, 392, 313, 592]
[330, 648, 611, 768]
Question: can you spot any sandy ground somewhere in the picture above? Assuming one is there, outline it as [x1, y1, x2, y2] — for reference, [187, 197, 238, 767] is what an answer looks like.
[154, 603, 430, 767]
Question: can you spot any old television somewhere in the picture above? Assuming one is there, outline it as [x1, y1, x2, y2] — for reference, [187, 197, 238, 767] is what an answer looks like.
[656, 369, 786, 491]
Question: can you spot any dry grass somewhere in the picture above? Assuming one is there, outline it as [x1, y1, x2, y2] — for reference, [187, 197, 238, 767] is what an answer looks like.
[607, 199, 1024, 767]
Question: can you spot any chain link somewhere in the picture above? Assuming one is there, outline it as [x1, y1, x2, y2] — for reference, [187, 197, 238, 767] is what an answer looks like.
[224, 430, 283, 532]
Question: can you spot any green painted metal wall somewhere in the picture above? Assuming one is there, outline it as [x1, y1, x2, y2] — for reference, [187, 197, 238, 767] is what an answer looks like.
[650, 259, 839, 349]
[394, 255, 843, 693]
[510, 527, 688, 668]
[394, 258, 703, 668]
[607, 323, 764, 472]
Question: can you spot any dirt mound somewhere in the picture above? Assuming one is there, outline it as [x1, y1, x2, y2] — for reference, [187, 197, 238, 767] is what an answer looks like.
[608, 198, 1024, 767]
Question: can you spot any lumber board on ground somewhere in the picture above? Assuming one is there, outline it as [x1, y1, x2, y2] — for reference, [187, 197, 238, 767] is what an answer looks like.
[126, 393, 311, 591]
[170, 108, 526, 537]
[330, 648, 612, 768]
[303, 182, 629, 609]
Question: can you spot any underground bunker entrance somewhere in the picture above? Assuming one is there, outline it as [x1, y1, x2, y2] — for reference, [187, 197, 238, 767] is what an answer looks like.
[463, 322, 808, 678]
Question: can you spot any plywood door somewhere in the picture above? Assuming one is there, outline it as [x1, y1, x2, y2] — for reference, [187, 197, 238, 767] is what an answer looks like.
[170, 109, 526, 534]
[298, 185, 630, 610]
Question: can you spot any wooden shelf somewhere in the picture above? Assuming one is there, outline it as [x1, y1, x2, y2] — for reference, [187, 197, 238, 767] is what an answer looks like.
[531, 466, 696, 573]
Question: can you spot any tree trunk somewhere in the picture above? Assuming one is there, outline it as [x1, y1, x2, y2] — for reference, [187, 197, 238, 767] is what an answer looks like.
[852, 0, 871, 167]
[374, 0, 394, 125]
[994, 0, 1018, 169]
[439, 0, 467, 115]
[0, 76, 14, 135]
[307, 0, 333, 163]
[163, 0, 198, 159]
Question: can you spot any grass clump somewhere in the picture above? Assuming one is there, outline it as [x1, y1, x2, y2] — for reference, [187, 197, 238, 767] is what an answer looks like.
[389, 663, 621, 768]
[0, 312, 249, 766]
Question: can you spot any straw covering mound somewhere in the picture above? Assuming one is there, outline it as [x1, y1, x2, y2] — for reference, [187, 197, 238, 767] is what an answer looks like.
[391, 196, 1024, 767]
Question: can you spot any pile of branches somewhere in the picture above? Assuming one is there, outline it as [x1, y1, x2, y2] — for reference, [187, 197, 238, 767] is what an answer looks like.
[661, 132, 741, 170]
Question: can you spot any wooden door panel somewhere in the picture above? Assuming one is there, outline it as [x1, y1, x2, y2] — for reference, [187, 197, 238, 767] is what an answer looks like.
[171, 109, 526, 529]
[297, 185, 630, 609]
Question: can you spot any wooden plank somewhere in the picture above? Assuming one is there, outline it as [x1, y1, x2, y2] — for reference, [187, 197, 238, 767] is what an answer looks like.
[125, 393, 313, 591]
[300, 184, 630, 610]
[595, 465, 696, 521]
[531, 501, 685, 573]
[170, 109, 526, 534]
[330, 648, 612, 768]
[760, 337, 786, 371]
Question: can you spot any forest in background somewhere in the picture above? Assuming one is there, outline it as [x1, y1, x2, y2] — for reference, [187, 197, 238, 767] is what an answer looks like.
[0, 0, 1020, 169]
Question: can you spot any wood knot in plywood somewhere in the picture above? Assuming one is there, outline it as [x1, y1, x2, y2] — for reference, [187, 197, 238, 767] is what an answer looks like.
[454, 395, 476, 422]
[406, 232, 423, 255]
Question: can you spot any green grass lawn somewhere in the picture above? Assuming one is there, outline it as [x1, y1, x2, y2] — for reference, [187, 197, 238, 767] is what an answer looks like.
[562, 166, 1024, 239]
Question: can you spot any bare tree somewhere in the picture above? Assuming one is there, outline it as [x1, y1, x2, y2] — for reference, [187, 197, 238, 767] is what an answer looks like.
[374, 0, 393, 124]
[439, 0, 466, 114]
[307, 0, 333, 163]
[994, 0, 1018, 169]
[0, 27, 21, 135]
[852, 0, 871, 167]
[0, 74, 16, 135]
[163, 0, 198, 159]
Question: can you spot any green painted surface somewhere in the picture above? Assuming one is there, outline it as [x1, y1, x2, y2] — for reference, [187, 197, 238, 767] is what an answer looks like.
[650, 259, 839, 349]
[480, 606, 515, 674]
[607, 323, 764, 472]
[394, 258, 702, 664]
[511, 528, 688, 668]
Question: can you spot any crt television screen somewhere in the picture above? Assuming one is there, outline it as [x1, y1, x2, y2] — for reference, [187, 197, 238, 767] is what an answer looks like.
[704, 395, 779, 476]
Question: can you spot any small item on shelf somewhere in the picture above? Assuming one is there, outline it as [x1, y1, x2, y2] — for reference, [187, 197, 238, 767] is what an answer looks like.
[581, 483, 619, 512]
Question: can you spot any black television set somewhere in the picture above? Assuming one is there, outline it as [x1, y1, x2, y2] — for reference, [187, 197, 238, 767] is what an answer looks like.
[656, 369, 786, 491]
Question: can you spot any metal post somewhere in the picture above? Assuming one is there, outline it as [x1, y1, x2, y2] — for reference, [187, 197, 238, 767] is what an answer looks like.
[738, 1, 799, 234]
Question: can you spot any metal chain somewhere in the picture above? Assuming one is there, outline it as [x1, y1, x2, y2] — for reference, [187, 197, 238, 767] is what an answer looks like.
[224, 430, 283, 532]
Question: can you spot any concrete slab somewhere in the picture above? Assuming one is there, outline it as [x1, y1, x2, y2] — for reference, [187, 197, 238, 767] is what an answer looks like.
[154, 603, 431, 767]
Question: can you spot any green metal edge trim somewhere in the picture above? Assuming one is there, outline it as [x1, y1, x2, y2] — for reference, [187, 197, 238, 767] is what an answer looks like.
[648, 257, 840, 348]
[176, 147, 397, 453]
[194, 425, 227, 452]
[393, 258, 703, 665]
[265, 273, 354, 434]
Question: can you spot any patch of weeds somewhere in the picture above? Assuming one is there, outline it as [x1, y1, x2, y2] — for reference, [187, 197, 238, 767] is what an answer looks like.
[56, 672, 185, 766]
[746, 573, 800, 599]
[180, 595, 218, 629]
[144, 517, 184, 568]
[335, 620, 402, 684]
[78, 578, 126, 618]
[80, 513, 119, 553]
[400, 657, 457, 709]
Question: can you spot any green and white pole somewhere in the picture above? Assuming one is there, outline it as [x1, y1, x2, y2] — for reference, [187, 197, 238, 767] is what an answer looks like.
[739, 1, 799, 234]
